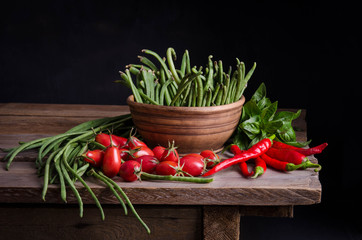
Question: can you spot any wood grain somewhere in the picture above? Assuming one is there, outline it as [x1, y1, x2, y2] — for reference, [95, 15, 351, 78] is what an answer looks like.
[203, 206, 240, 240]
[0, 204, 202, 240]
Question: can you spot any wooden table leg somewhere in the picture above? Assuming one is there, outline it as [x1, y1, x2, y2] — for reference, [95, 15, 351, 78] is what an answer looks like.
[203, 206, 240, 240]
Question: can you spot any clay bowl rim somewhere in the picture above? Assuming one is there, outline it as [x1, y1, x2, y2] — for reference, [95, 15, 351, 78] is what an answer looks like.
[126, 95, 246, 114]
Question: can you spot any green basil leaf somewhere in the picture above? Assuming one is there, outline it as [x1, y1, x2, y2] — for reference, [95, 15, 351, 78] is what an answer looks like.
[241, 100, 261, 122]
[263, 119, 283, 133]
[240, 116, 260, 139]
[251, 83, 266, 103]
[233, 130, 250, 150]
[256, 96, 272, 110]
[274, 109, 301, 122]
[261, 101, 278, 123]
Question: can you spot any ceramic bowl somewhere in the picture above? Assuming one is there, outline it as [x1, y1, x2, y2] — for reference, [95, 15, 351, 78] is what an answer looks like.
[127, 95, 245, 154]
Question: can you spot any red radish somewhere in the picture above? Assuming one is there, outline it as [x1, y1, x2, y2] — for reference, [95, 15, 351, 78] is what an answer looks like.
[200, 150, 221, 168]
[135, 155, 159, 173]
[160, 141, 179, 162]
[83, 149, 104, 167]
[95, 133, 128, 148]
[180, 155, 205, 177]
[155, 161, 179, 176]
[102, 146, 122, 178]
[119, 160, 141, 182]
[128, 146, 154, 160]
[152, 145, 166, 161]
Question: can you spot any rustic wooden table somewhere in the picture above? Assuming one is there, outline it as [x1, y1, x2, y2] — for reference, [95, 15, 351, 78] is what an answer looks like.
[0, 103, 321, 240]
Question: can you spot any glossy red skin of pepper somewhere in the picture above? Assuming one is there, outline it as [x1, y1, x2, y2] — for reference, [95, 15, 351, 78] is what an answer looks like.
[203, 138, 272, 177]
[260, 154, 291, 171]
[272, 141, 328, 156]
[266, 147, 307, 165]
[230, 145, 253, 177]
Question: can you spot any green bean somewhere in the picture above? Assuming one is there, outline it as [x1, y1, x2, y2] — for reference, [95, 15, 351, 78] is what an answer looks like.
[211, 83, 221, 103]
[54, 154, 67, 202]
[185, 50, 191, 74]
[76, 163, 90, 177]
[141, 69, 153, 100]
[221, 74, 230, 105]
[217, 60, 224, 84]
[142, 49, 171, 79]
[6, 137, 49, 170]
[42, 148, 61, 201]
[206, 89, 213, 106]
[170, 72, 200, 106]
[180, 82, 192, 106]
[60, 152, 84, 218]
[159, 78, 173, 105]
[120, 70, 142, 103]
[128, 66, 141, 75]
[62, 145, 105, 220]
[98, 171, 151, 234]
[203, 55, 214, 92]
[37, 132, 84, 167]
[180, 50, 188, 76]
[166, 47, 181, 84]
[227, 75, 237, 104]
[88, 169, 128, 216]
[195, 75, 204, 107]
[221, 84, 228, 105]
[141, 172, 213, 183]
[155, 82, 161, 104]
[64, 115, 125, 137]
[137, 55, 158, 72]
[125, 64, 151, 71]
[215, 83, 224, 105]
[139, 91, 160, 105]
[234, 59, 245, 102]
[187, 84, 194, 107]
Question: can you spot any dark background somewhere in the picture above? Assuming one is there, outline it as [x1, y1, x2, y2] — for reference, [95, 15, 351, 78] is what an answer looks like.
[1, 0, 360, 239]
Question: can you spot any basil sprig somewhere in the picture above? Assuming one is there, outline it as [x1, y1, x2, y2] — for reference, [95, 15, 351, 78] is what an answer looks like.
[233, 83, 311, 150]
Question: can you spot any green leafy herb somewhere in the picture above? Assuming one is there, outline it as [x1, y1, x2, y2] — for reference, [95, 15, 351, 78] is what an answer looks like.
[233, 83, 311, 150]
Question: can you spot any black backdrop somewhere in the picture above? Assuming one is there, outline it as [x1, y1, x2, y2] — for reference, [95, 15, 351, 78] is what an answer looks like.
[1, 0, 360, 239]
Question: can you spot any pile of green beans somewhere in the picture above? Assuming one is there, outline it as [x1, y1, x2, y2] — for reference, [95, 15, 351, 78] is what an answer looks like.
[116, 47, 256, 107]
[3, 114, 151, 234]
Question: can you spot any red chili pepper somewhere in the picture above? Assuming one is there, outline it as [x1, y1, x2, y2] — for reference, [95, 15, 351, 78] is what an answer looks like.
[260, 154, 321, 172]
[230, 144, 253, 177]
[272, 141, 328, 156]
[203, 138, 272, 177]
[265, 147, 308, 165]
[260, 154, 300, 171]
[251, 157, 267, 178]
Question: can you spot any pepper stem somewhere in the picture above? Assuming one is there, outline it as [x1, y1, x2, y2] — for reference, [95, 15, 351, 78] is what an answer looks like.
[251, 166, 264, 178]
[286, 160, 322, 172]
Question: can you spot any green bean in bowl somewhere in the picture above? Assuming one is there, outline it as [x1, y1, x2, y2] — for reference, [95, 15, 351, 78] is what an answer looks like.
[115, 47, 256, 107]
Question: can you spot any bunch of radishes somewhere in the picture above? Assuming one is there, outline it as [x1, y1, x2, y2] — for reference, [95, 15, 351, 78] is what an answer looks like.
[82, 132, 220, 182]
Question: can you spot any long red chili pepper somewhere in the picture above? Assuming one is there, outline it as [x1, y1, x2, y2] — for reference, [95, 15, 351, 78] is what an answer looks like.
[265, 147, 308, 165]
[251, 157, 267, 178]
[230, 144, 253, 177]
[260, 154, 300, 171]
[272, 141, 328, 156]
[203, 138, 272, 177]
[261, 153, 321, 172]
